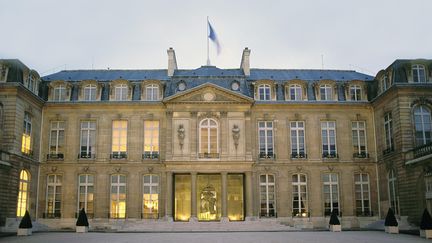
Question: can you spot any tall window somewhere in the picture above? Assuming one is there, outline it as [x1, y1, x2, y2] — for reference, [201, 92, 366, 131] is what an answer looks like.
[145, 84, 159, 101]
[384, 113, 394, 153]
[292, 174, 308, 217]
[260, 174, 276, 217]
[83, 84, 97, 101]
[21, 112, 32, 155]
[352, 121, 367, 157]
[199, 118, 219, 158]
[114, 84, 128, 101]
[355, 173, 370, 216]
[412, 64, 426, 83]
[53, 85, 67, 101]
[143, 174, 159, 219]
[80, 121, 96, 158]
[78, 174, 94, 217]
[323, 173, 339, 216]
[290, 121, 306, 158]
[258, 121, 274, 158]
[381, 75, 388, 93]
[49, 121, 65, 159]
[144, 121, 159, 159]
[388, 169, 399, 215]
[17, 170, 30, 217]
[321, 121, 337, 158]
[350, 85, 362, 101]
[320, 85, 333, 101]
[289, 85, 302, 101]
[110, 174, 126, 219]
[414, 106, 432, 146]
[258, 84, 271, 101]
[46, 174, 62, 218]
[112, 120, 127, 159]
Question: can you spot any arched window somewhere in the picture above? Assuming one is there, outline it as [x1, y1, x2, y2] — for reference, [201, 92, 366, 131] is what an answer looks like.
[292, 174, 308, 217]
[414, 105, 432, 146]
[289, 84, 302, 101]
[17, 170, 30, 217]
[83, 84, 97, 101]
[199, 118, 219, 158]
[258, 84, 271, 101]
[320, 84, 333, 101]
[145, 84, 159, 101]
[350, 85, 362, 101]
[388, 169, 399, 215]
[114, 84, 128, 101]
[53, 84, 67, 101]
[412, 64, 426, 83]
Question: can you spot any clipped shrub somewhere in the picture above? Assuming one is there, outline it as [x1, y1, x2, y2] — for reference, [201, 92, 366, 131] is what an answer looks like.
[421, 208, 432, 230]
[329, 210, 340, 225]
[76, 208, 89, 227]
[19, 210, 32, 229]
[384, 208, 398, 227]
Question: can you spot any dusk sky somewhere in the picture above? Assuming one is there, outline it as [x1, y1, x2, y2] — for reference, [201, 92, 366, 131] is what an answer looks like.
[1, 0, 431, 76]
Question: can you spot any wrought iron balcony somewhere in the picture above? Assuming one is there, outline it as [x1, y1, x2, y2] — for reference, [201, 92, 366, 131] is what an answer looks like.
[383, 147, 394, 155]
[78, 153, 95, 159]
[47, 153, 64, 160]
[353, 152, 369, 158]
[322, 152, 338, 159]
[110, 152, 127, 159]
[198, 153, 220, 159]
[414, 142, 432, 158]
[142, 152, 159, 160]
[291, 152, 307, 159]
[259, 152, 276, 159]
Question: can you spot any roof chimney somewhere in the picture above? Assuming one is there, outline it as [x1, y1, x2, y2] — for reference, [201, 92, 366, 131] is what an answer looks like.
[167, 47, 178, 77]
[240, 47, 251, 76]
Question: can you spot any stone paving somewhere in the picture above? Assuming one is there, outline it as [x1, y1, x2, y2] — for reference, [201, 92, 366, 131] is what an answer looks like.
[0, 231, 429, 243]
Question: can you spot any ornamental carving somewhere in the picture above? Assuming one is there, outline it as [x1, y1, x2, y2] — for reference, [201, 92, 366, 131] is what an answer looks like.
[232, 124, 240, 149]
[177, 124, 186, 150]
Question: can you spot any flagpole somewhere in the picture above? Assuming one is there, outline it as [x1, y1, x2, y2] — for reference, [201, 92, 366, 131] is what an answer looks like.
[206, 16, 210, 65]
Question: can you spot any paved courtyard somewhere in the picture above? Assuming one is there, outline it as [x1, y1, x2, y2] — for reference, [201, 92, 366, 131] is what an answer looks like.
[0, 231, 428, 243]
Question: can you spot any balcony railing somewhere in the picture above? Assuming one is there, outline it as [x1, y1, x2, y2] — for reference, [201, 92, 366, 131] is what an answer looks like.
[259, 152, 276, 159]
[291, 152, 307, 159]
[383, 147, 394, 155]
[142, 152, 159, 160]
[78, 153, 95, 159]
[47, 153, 64, 160]
[414, 142, 432, 158]
[110, 152, 127, 159]
[353, 152, 369, 158]
[322, 152, 338, 159]
[198, 153, 220, 159]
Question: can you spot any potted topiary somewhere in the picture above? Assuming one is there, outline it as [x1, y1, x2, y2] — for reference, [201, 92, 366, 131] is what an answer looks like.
[17, 210, 32, 236]
[329, 210, 341, 232]
[384, 208, 399, 234]
[76, 208, 89, 233]
[420, 208, 432, 238]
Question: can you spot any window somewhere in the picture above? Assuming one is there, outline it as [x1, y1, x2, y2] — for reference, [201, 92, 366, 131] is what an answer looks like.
[83, 84, 97, 101]
[48, 121, 65, 159]
[114, 84, 128, 101]
[290, 121, 306, 158]
[355, 173, 370, 216]
[412, 64, 426, 83]
[143, 121, 159, 159]
[80, 121, 96, 159]
[260, 174, 276, 217]
[388, 169, 399, 215]
[289, 85, 302, 101]
[17, 170, 30, 217]
[321, 121, 337, 158]
[0, 66, 8, 82]
[352, 121, 367, 158]
[110, 174, 126, 219]
[145, 84, 159, 101]
[112, 120, 127, 159]
[292, 174, 308, 217]
[258, 121, 274, 158]
[258, 84, 271, 101]
[53, 85, 67, 101]
[384, 113, 394, 153]
[425, 176, 432, 199]
[21, 112, 32, 155]
[320, 85, 333, 101]
[414, 106, 432, 146]
[77, 174, 94, 217]
[46, 174, 62, 218]
[381, 75, 388, 93]
[199, 118, 219, 158]
[350, 85, 362, 101]
[143, 174, 159, 219]
[0, 103, 4, 130]
[323, 173, 339, 216]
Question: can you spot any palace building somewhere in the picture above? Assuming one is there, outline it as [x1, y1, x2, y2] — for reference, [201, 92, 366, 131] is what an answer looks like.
[0, 49, 431, 231]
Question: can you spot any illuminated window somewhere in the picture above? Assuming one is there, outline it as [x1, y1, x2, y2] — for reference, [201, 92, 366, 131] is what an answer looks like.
[260, 174, 276, 217]
[110, 174, 126, 219]
[145, 84, 159, 101]
[323, 173, 339, 216]
[83, 84, 97, 101]
[143, 121, 159, 159]
[292, 174, 308, 217]
[227, 174, 244, 221]
[199, 118, 219, 159]
[350, 85, 362, 101]
[17, 170, 30, 217]
[321, 121, 337, 158]
[143, 174, 159, 219]
[290, 121, 306, 158]
[53, 85, 67, 101]
[114, 84, 128, 101]
[352, 121, 367, 157]
[21, 112, 32, 155]
[414, 106, 432, 146]
[258, 84, 271, 101]
[258, 121, 274, 158]
[112, 120, 127, 159]
[388, 169, 399, 215]
[289, 85, 302, 101]
[384, 113, 394, 153]
[412, 64, 426, 83]
[77, 174, 94, 217]
[48, 121, 65, 159]
[80, 121, 96, 158]
[46, 174, 62, 218]
[320, 84, 333, 101]
[355, 173, 370, 216]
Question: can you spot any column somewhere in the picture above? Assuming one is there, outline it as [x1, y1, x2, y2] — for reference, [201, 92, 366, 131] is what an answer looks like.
[165, 171, 173, 221]
[190, 172, 197, 221]
[221, 172, 228, 221]
[190, 112, 197, 159]
[245, 171, 254, 220]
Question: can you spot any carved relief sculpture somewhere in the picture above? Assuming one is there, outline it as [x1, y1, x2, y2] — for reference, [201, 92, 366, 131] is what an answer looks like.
[232, 124, 240, 149]
[177, 124, 185, 150]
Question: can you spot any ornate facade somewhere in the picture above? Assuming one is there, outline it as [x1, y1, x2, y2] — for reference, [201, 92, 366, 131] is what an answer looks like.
[0, 51, 431, 231]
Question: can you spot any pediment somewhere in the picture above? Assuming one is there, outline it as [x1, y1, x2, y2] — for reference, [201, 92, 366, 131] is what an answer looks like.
[163, 83, 254, 104]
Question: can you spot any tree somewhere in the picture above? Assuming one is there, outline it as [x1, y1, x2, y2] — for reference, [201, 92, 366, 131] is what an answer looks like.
[76, 208, 89, 227]
[384, 208, 398, 227]
[420, 208, 432, 230]
[19, 210, 32, 229]
[329, 210, 340, 225]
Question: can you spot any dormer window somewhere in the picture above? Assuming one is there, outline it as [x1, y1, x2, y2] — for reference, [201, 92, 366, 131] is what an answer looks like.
[178, 81, 186, 91]
[0, 66, 8, 82]
[114, 84, 128, 101]
[145, 84, 159, 101]
[83, 84, 97, 101]
[258, 84, 271, 101]
[350, 85, 362, 101]
[320, 84, 333, 101]
[289, 84, 302, 101]
[381, 75, 391, 93]
[412, 64, 426, 83]
[53, 85, 67, 101]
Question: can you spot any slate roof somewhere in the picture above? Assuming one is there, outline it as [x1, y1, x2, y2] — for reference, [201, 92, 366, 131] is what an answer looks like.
[43, 69, 169, 81]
